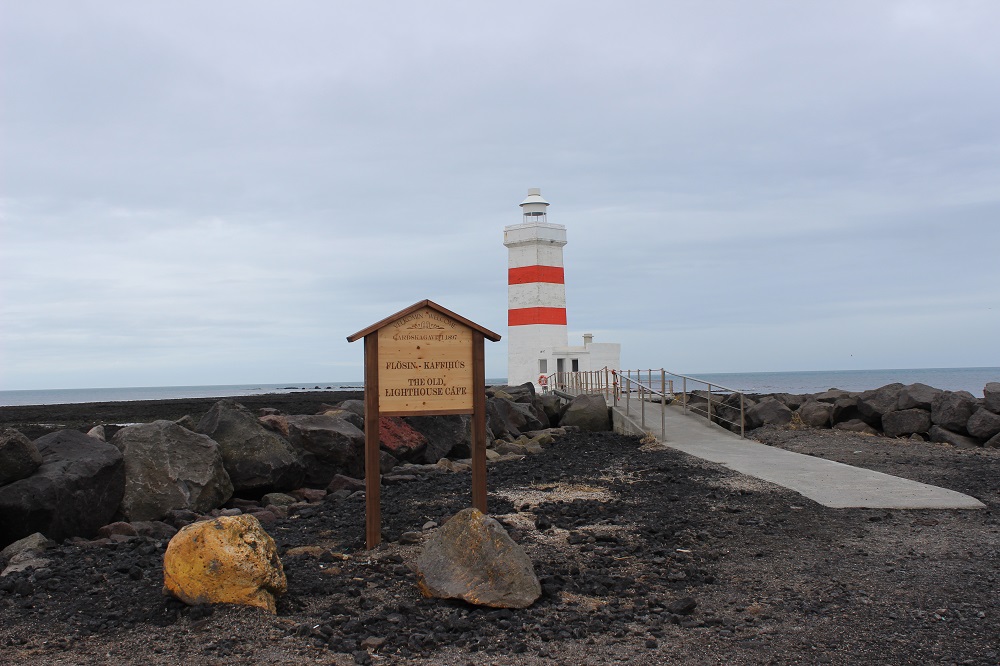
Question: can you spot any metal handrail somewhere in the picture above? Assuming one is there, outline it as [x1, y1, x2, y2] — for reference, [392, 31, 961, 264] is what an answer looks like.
[617, 373, 667, 440]
[548, 367, 747, 439]
[650, 369, 746, 438]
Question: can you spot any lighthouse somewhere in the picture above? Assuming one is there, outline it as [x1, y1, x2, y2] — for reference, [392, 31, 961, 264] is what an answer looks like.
[504, 188, 620, 387]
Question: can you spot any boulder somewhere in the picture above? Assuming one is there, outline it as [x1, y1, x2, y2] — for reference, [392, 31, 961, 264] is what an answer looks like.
[930, 392, 977, 434]
[515, 401, 548, 432]
[487, 397, 529, 438]
[318, 407, 365, 430]
[261, 492, 297, 507]
[378, 417, 429, 460]
[112, 421, 234, 522]
[797, 401, 833, 428]
[336, 400, 366, 419]
[712, 401, 747, 434]
[983, 382, 1000, 415]
[897, 383, 942, 411]
[97, 522, 138, 538]
[196, 400, 305, 493]
[966, 408, 1000, 441]
[523, 440, 543, 455]
[0, 430, 125, 548]
[414, 508, 540, 609]
[258, 415, 289, 437]
[2, 548, 50, 577]
[559, 394, 611, 431]
[0, 428, 42, 486]
[0, 532, 53, 566]
[162, 514, 286, 613]
[537, 394, 562, 427]
[856, 383, 905, 428]
[928, 425, 980, 449]
[493, 382, 536, 403]
[86, 425, 107, 441]
[774, 393, 807, 411]
[747, 397, 793, 428]
[831, 396, 860, 424]
[495, 441, 527, 456]
[326, 474, 365, 494]
[380, 450, 398, 474]
[175, 415, 199, 431]
[833, 419, 879, 435]
[284, 414, 365, 485]
[436, 458, 471, 473]
[882, 409, 932, 438]
[814, 389, 852, 404]
[405, 414, 472, 463]
[985, 432, 1000, 449]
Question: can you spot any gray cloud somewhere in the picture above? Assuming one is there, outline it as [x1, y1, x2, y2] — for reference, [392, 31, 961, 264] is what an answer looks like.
[2, 1, 998, 389]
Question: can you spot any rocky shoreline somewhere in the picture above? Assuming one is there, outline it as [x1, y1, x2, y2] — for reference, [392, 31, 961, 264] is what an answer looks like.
[693, 381, 1000, 448]
[1, 387, 998, 664]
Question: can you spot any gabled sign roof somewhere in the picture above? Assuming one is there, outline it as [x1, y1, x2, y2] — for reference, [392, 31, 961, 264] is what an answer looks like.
[346, 299, 502, 343]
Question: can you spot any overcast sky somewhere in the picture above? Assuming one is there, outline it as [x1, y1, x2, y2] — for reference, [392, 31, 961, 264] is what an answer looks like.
[2, 1, 999, 390]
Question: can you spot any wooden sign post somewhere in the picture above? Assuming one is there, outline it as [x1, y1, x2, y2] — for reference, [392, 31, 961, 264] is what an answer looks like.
[347, 300, 501, 549]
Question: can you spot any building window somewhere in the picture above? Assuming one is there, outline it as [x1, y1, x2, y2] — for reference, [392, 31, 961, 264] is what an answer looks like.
[539, 359, 547, 374]
[572, 359, 579, 372]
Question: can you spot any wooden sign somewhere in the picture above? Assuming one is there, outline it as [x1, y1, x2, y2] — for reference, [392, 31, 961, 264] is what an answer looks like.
[378, 306, 474, 415]
[347, 300, 501, 549]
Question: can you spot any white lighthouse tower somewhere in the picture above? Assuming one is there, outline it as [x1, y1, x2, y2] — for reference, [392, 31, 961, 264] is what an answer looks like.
[504, 188, 621, 388]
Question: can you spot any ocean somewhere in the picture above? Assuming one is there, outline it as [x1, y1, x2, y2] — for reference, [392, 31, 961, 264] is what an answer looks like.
[0, 369, 996, 407]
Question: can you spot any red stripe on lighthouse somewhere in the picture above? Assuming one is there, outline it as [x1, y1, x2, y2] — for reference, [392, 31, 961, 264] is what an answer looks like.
[508, 307, 567, 326]
[508, 265, 565, 285]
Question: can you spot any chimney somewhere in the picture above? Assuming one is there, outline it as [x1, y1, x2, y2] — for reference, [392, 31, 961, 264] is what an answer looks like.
[583, 333, 593, 346]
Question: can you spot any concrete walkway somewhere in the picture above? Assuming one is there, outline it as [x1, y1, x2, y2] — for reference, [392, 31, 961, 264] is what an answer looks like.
[611, 398, 986, 510]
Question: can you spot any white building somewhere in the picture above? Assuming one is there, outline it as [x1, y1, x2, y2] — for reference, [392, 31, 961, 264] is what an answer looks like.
[504, 188, 621, 388]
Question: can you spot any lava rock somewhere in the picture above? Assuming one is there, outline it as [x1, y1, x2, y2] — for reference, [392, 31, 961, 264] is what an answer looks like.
[831, 397, 860, 424]
[415, 508, 541, 608]
[326, 474, 365, 494]
[856, 383, 905, 428]
[797, 401, 833, 428]
[488, 396, 539, 439]
[928, 425, 980, 448]
[0, 428, 42, 486]
[982, 382, 1000, 414]
[112, 420, 234, 521]
[666, 597, 697, 615]
[559, 394, 611, 432]
[405, 414, 472, 463]
[0, 532, 53, 566]
[814, 389, 852, 404]
[196, 400, 305, 493]
[931, 391, 977, 434]
[897, 383, 943, 411]
[966, 408, 1000, 441]
[747, 398, 793, 428]
[285, 414, 365, 485]
[882, 409, 932, 438]
[832, 419, 878, 435]
[0, 430, 125, 548]
[378, 416, 429, 460]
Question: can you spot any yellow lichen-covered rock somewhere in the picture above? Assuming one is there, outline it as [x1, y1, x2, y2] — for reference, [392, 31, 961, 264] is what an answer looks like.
[162, 514, 286, 613]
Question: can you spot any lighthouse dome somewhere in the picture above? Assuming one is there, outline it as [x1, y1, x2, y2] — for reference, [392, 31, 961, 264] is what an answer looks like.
[520, 188, 550, 216]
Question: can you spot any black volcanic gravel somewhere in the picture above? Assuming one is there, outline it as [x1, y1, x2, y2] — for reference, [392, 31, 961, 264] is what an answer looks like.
[1, 407, 999, 664]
